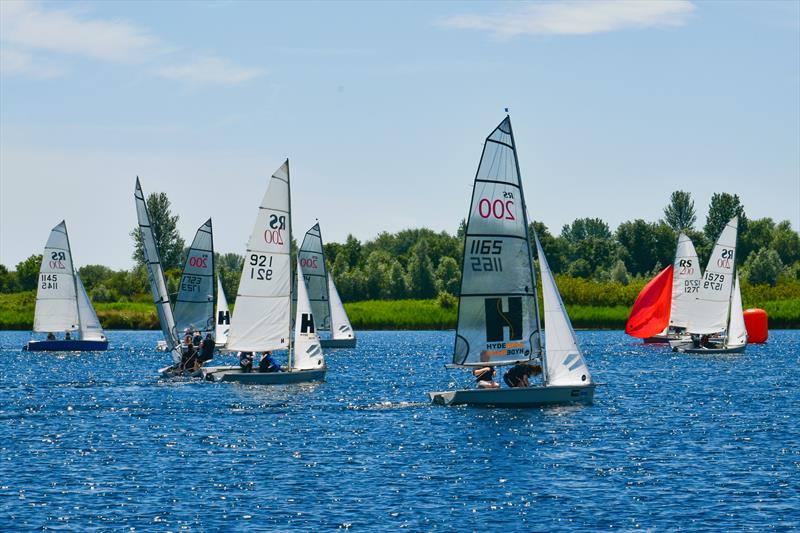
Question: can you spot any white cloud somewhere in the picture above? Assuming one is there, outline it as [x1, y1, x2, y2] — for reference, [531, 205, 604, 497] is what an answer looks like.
[440, 0, 695, 38]
[156, 56, 265, 85]
[0, 48, 64, 78]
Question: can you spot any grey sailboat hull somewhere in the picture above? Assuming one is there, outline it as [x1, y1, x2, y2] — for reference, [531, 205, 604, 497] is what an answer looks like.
[428, 384, 596, 407]
[201, 366, 326, 384]
[319, 337, 357, 349]
[674, 344, 746, 355]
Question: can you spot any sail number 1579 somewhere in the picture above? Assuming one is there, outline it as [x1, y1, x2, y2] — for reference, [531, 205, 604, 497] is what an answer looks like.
[249, 254, 273, 281]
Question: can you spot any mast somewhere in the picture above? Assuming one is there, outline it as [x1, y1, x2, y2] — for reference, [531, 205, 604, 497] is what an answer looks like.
[62, 221, 83, 338]
[505, 115, 544, 368]
[286, 159, 294, 371]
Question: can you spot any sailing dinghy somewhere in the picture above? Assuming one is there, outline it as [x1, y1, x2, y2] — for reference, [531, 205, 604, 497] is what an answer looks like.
[296, 223, 357, 348]
[24, 221, 108, 351]
[428, 116, 595, 407]
[671, 216, 747, 354]
[627, 233, 702, 343]
[201, 161, 326, 384]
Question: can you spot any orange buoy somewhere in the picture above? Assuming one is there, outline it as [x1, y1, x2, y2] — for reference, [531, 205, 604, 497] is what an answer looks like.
[743, 308, 768, 343]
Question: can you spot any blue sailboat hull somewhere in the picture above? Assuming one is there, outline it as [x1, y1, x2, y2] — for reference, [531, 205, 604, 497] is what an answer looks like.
[24, 340, 109, 352]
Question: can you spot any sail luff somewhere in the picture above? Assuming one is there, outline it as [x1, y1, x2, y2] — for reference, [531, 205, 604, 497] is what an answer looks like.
[286, 160, 294, 370]
[62, 222, 83, 336]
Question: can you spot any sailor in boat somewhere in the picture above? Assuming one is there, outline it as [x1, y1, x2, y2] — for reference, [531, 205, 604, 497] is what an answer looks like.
[503, 363, 543, 388]
[178, 334, 199, 373]
[239, 352, 254, 373]
[258, 351, 281, 373]
[198, 333, 215, 365]
[473, 366, 499, 389]
[47, 332, 56, 341]
[65, 332, 72, 341]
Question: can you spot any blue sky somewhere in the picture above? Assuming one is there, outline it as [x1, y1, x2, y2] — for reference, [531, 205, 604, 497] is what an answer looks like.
[1, 0, 798, 270]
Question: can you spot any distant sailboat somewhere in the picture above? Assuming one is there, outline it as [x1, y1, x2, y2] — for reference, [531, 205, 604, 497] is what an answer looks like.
[202, 160, 326, 384]
[296, 223, 357, 348]
[627, 232, 702, 342]
[24, 221, 108, 351]
[428, 116, 596, 407]
[672, 216, 747, 354]
[134, 178, 181, 363]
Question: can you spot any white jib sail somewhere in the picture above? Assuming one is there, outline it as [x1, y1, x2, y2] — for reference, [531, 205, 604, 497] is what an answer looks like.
[33, 221, 80, 333]
[535, 235, 592, 386]
[327, 273, 354, 340]
[292, 260, 324, 370]
[453, 116, 541, 366]
[297, 223, 331, 330]
[174, 218, 215, 337]
[134, 178, 180, 360]
[76, 274, 106, 341]
[225, 161, 292, 352]
[669, 232, 702, 329]
[215, 278, 231, 346]
[726, 272, 747, 348]
[688, 216, 739, 334]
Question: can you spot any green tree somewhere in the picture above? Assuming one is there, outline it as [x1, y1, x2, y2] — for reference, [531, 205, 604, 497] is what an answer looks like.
[610, 260, 630, 285]
[704, 193, 746, 244]
[364, 250, 392, 299]
[435, 256, 460, 295]
[616, 220, 674, 276]
[386, 260, 409, 299]
[662, 190, 696, 231]
[0, 264, 19, 293]
[130, 192, 185, 271]
[739, 218, 775, 265]
[771, 220, 800, 266]
[745, 248, 785, 286]
[15, 254, 42, 291]
[77, 264, 114, 293]
[561, 218, 612, 243]
[406, 240, 437, 298]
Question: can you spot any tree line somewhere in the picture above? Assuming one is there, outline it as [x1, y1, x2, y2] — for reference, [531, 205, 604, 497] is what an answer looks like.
[1, 191, 798, 304]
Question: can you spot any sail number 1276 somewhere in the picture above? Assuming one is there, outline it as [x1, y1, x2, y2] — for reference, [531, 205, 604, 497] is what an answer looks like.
[249, 254, 273, 281]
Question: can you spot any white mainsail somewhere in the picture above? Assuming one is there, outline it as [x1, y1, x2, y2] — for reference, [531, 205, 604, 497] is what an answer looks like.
[76, 275, 106, 341]
[535, 235, 592, 386]
[292, 260, 325, 370]
[215, 278, 231, 346]
[726, 272, 747, 348]
[174, 218, 215, 337]
[327, 273, 355, 341]
[453, 116, 541, 366]
[688, 216, 739, 334]
[225, 161, 292, 352]
[669, 232, 702, 329]
[33, 221, 80, 333]
[134, 178, 180, 358]
[297, 223, 331, 330]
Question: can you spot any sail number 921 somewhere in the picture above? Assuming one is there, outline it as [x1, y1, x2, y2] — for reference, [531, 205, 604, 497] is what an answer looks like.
[470, 239, 503, 272]
[249, 254, 273, 281]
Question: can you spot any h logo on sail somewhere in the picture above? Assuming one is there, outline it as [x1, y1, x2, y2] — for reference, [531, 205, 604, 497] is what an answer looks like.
[484, 297, 522, 342]
[300, 313, 315, 334]
[217, 310, 230, 326]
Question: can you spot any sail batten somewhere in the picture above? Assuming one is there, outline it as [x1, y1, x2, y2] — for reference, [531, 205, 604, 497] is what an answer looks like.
[453, 116, 541, 367]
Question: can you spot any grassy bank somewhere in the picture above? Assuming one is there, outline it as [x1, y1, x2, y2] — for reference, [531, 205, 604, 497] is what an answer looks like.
[2, 281, 798, 330]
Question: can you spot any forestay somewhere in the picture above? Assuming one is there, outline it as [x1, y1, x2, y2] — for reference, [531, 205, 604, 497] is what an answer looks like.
[453, 116, 541, 366]
[174, 218, 215, 337]
[76, 275, 106, 341]
[536, 235, 592, 386]
[727, 273, 747, 348]
[226, 161, 292, 352]
[33, 221, 80, 333]
[134, 178, 180, 355]
[688, 216, 738, 334]
[292, 260, 325, 370]
[327, 273, 355, 340]
[669, 233, 702, 328]
[297, 223, 331, 331]
[215, 278, 231, 346]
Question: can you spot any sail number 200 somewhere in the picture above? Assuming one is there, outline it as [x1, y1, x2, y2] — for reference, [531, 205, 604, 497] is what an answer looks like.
[249, 254, 273, 281]
[478, 193, 515, 221]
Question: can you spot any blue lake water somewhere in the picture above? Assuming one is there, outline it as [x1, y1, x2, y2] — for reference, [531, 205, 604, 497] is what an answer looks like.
[1, 330, 798, 531]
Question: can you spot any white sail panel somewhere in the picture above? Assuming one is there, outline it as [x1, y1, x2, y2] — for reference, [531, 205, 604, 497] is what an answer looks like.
[174, 218, 215, 336]
[292, 260, 325, 370]
[134, 178, 180, 360]
[669, 233, 702, 328]
[297, 223, 331, 330]
[215, 278, 231, 346]
[454, 116, 541, 366]
[727, 273, 747, 348]
[536, 236, 592, 385]
[226, 161, 292, 352]
[688, 216, 738, 334]
[33, 221, 80, 333]
[76, 274, 106, 341]
[327, 273, 355, 340]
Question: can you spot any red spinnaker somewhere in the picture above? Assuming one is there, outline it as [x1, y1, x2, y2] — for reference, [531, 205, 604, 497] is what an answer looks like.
[625, 265, 673, 338]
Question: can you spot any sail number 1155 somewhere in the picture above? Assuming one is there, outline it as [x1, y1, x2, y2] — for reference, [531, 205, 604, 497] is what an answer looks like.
[249, 254, 273, 281]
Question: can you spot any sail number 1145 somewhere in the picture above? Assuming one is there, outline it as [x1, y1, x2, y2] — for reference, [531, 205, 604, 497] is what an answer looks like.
[249, 254, 273, 281]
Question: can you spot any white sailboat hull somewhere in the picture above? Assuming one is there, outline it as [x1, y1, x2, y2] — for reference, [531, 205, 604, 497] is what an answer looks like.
[428, 384, 596, 407]
[201, 366, 326, 384]
[673, 344, 747, 355]
[319, 337, 357, 349]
